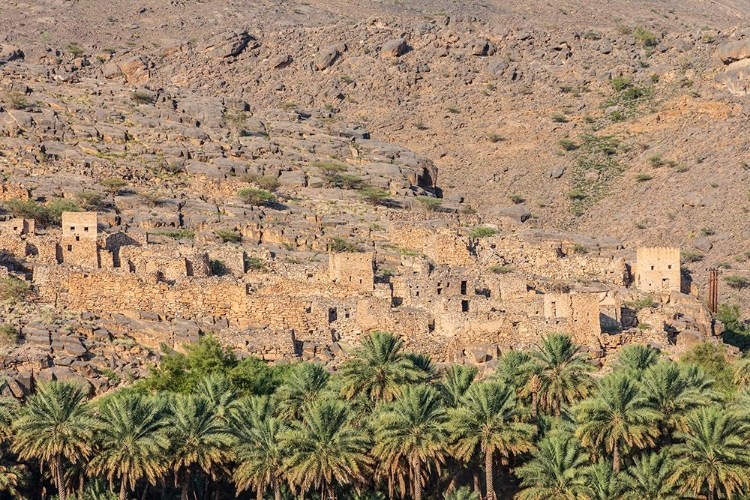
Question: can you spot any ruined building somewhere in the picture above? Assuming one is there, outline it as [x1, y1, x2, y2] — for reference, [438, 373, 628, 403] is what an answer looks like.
[0, 211, 721, 371]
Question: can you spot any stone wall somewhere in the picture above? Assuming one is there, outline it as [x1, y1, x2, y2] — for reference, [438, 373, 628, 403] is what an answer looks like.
[119, 245, 212, 280]
[328, 251, 374, 292]
[635, 247, 681, 293]
[0, 182, 30, 202]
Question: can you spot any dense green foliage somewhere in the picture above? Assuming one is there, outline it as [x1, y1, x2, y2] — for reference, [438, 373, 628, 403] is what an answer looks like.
[0, 334, 750, 499]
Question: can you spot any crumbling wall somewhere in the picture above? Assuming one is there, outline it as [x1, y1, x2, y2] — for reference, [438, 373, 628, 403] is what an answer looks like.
[208, 247, 246, 276]
[120, 245, 211, 280]
[329, 251, 374, 292]
[0, 218, 34, 236]
[0, 183, 30, 202]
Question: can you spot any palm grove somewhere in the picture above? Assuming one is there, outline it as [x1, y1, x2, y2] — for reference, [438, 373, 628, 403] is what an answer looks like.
[1, 332, 750, 500]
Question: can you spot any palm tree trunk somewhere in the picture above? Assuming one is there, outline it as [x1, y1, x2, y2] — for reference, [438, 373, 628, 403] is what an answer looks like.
[708, 488, 714, 500]
[181, 467, 191, 500]
[613, 441, 620, 472]
[413, 459, 422, 500]
[485, 448, 495, 500]
[141, 483, 149, 500]
[55, 455, 66, 500]
[473, 469, 481, 498]
[119, 473, 128, 500]
[531, 391, 538, 421]
[257, 486, 263, 500]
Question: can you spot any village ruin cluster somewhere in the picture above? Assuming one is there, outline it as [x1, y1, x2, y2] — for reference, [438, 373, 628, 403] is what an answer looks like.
[0, 201, 722, 395]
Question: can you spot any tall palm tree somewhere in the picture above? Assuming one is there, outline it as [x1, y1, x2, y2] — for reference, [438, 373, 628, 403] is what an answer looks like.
[532, 334, 594, 416]
[574, 372, 660, 471]
[167, 394, 236, 500]
[731, 357, 750, 389]
[621, 451, 681, 500]
[231, 396, 287, 500]
[670, 406, 750, 500]
[12, 381, 95, 500]
[195, 373, 240, 421]
[613, 345, 660, 377]
[0, 395, 18, 442]
[89, 392, 169, 500]
[581, 460, 625, 500]
[436, 364, 477, 408]
[281, 399, 372, 499]
[340, 330, 423, 403]
[449, 382, 535, 500]
[373, 384, 449, 500]
[496, 351, 543, 418]
[275, 362, 331, 420]
[495, 350, 534, 391]
[514, 432, 589, 500]
[406, 353, 437, 382]
[640, 361, 715, 438]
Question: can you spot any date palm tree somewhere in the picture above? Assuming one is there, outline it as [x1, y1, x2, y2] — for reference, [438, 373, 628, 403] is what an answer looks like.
[167, 394, 235, 500]
[195, 373, 239, 421]
[731, 357, 750, 389]
[436, 364, 477, 408]
[515, 432, 589, 500]
[532, 334, 594, 416]
[340, 331, 423, 403]
[89, 392, 169, 500]
[281, 399, 372, 499]
[640, 361, 715, 439]
[0, 394, 18, 442]
[12, 381, 95, 500]
[275, 363, 331, 420]
[373, 384, 449, 500]
[621, 451, 681, 500]
[449, 382, 535, 500]
[231, 396, 287, 500]
[669, 406, 750, 500]
[574, 372, 660, 471]
[581, 460, 625, 500]
[613, 345, 660, 378]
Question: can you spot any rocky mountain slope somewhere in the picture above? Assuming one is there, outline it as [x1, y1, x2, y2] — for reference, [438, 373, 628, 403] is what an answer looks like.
[0, 0, 748, 394]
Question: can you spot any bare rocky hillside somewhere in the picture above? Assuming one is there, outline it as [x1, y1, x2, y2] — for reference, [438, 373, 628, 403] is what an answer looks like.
[0, 0, 748, 393]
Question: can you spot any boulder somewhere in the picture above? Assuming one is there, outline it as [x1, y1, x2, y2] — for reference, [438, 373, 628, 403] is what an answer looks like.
[271, 54, 292, 69]
[470, 38, 489, 56]
[202, 30, 255, 59]
[381, 38, 408, 58]
[548, 166, 565, 179]
[486, 58, 509, 76]
[0, 45, 24, 64]
[315, 43, 345, 71]
[693, 236, 712, 253]
[118, 56, 150, 84]
[716, 59, 750, 96]
[495, 205, 531, 223]
[101, 62, 121, 79]
[717, 40, 750, 64]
